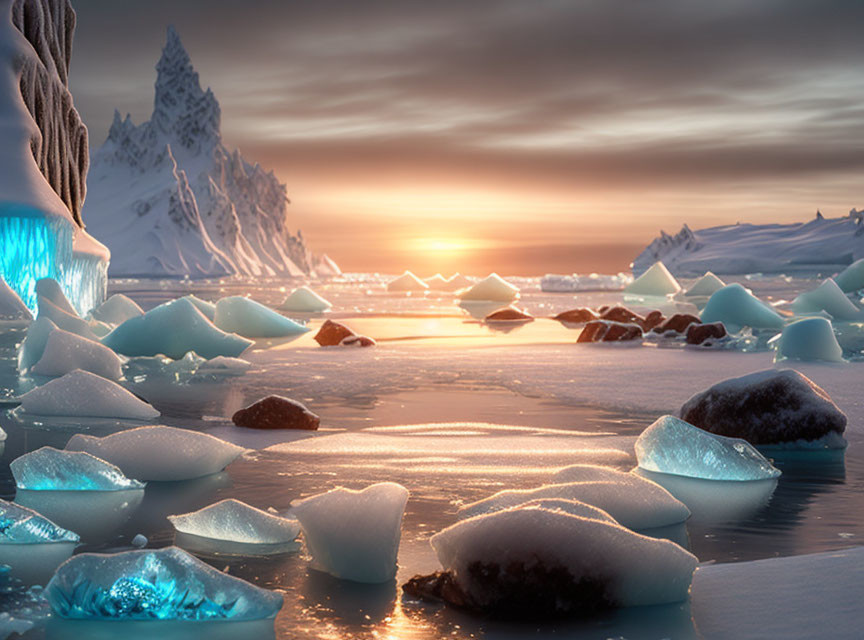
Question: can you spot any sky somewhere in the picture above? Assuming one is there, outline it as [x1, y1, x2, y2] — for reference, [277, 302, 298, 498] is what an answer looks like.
[68, 0, 864, 275]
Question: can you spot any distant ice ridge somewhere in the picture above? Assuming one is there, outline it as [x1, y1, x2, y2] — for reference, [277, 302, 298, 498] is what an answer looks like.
[540, 272, 633, 292]
[633, 211, 864, 277]
[84, 26, 335, 279]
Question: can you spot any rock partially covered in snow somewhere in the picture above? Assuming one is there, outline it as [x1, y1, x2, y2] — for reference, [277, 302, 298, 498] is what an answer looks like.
[680, 369, 847, 447]
[103, 297, 253, 359]
[214, 296, 309, 338]
[404, 505, 696, 617]
[387, 271, 428, 292]
[45, 547, 283, 620]
[30, 327, 123, 380]
[771, 317, 845, 363]
[66, 426, 246, 481]
[553, 308, 598, 323]
[577, 321, 643, 343]
[460, 273, 519, 302]
[19, 370, 159, 420]
[791, 278, 861, 321]
[654, 313, 701, 334]
[292, 482, 409, 583]
[313, 319, 356, 346]
[232, 396, 320, 430]
[700, 283, 785, 332]
[340, 334, 376, 347]
[686, 321, 727, 345]
[624, 262, 681, 297]
[279, 286, 332, 313]
[684, 272, 726, 297]
[834, 258, 864, 293]
[11, 447, 145, 491]
[636, 415, 781, 481]
[484, 307, 533, 323]
[0, 276, 31, 321]
[90, 294, 143, 325]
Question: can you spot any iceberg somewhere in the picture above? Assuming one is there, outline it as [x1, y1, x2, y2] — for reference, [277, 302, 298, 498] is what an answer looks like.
[11, 447, 145, 491]
[700, 283, 785, 332]
[423, 274, 449, 289]
[30, 327, 123, 380]
[90, 294, 144, 326]
[279, 286, 332, 313]
[0, 499, 79, 584]
[835, 258, 864, 293]
[771, 317, 845, 363]
[459, 273, 519, 302]
[183, 294, 216, 321]
[445, 273, 472, 290]
[213, 296, 309, 338]
[168, 499, 300, 555]
[624, 261, 681, 296]
[684, 271, 726, 297]
[635, 415, 781, 481]
[19, 370, 159, 420]
[386, 271, 428, 292]
[103, 297, 253, 359]
[552, 463, 667, 487]
[37, 296, 97, 340]
[791, 278, 861, 321]
[18, 316, 58, 371]
[0, 276, 32, 321]
[66, 426, 247, 482]
[292, 482, 409, 583]
[45, 547, 283, 620]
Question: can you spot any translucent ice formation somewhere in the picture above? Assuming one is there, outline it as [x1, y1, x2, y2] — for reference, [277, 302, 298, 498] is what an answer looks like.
[459, 273, 519, 302]
[292, 482, 409, 583]
[169, 499, 300, 555]
[0, 499, 79, 584]
[700, 283, 785, 332]
[834, 258, 864, 293]
[214, 296, 309, 338]
[771, 317, 845, 363]
[45, 547, 283, 620]
[18, 316, 58, 371]
[791, 278, 861, 321]
[30, 327, 123, 380]
[90, 294, 144, 326]
[457, 479, 689, 530]
[11, 447, 145, 491]
[0, 275, 31, 321]
[183, 294, 216, 321]
[66, 426, 247, 481]
[386, 271, 429, 292]
[684, 272, 726, 297]
[19, 370, 159, 419]
[103, 297, 253, 359]
[624, 261, 681, 296]
[635, 415, 781, 481]
[279, 286, 332, 313]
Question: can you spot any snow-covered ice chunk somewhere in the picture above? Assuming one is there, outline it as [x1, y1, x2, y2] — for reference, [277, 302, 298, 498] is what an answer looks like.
[459, 273, 519, 302]
[214, 296, 309, 338]
[103, 297, 252, 359]
[458, 479, 689, 530]
[30, 327, 123, 380]
[11, 447, 145, 491]
[66, 426, 246, 481]
[90, 294, 143, 326]
[292, 482, 409, 583]
[684, 272, 726, 297]
[386, 271, 429, 292]
[183, 294, 216, 321]
[169, 499, 300, 555]
[0, 275, 31, 321]
[635, 415, 781, 481]
[45, 547, 283, 620]
[445, 273, 472, 290]
[834, 258, 864, 293]
[506, 498, 618, 524]
[699, 283, 785, 332]
[37, 296, 97, 340]
[771, 317, 845, 363]
[791, 278, 861, 321]
[35, 278, 77, 316]
[18, 316, 58, 371]
[624, 261, 681, 296]
[19, 370, 159, 420]
[0, 500, 79, 584]
[423, 274, 449, 289]
[279, 286, 332, 313]
[551, 464, 669, 489]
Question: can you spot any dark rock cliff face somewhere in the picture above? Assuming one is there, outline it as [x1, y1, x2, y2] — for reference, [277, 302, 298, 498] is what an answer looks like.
[11, 0, 88, 227]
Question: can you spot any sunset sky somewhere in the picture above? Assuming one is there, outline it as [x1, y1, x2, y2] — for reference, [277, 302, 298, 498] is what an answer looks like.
[69, 0, 864, 275]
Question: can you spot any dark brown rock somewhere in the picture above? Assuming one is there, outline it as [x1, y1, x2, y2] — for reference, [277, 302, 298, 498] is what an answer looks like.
[314, 319, 356, 346]
[553, 308, 597, 323]
[599, 306, 644, 325]
[232, 395, 320, 430]
[577, 320, 643, 343]
[656, 313, 701, 334]
[686, 322, 727, 345]
[642, 310, 666, 331]
[485, 307, 534, 322]
[340, 335, 377, 347]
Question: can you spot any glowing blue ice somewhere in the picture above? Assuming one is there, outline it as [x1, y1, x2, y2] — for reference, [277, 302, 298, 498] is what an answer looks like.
[45, 547, 282, 620]
[771, 317, 845, 363]
[11, 447, 145, 491]
[214, 296, 309, 338]
[0, 499, 79, 544]
[700, 283, 785, 332]
[635, 415, 781, 481]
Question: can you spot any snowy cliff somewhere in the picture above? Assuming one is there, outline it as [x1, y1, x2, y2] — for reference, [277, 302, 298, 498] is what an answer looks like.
[84, 26, 336, 279]
[632, 211, 864, 277]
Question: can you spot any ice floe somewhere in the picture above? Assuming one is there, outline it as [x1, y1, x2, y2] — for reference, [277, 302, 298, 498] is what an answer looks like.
[90, 294, 143, 326]
[771, 317, 845, 363]
[30, 327, 123, 380]
[0, 499, 79, 584]
[11, 447, 145, 491]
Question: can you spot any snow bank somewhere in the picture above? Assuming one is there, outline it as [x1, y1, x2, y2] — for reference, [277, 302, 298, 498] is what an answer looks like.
[19, 370, 159, 419]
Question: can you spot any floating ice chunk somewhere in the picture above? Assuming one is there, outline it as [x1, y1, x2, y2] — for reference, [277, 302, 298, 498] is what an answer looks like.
[0, 275, 31, 321]
[551, 464, 670, 488]
[169, 499, 300, 555]
[11, 447, 145, 491]
[771, 317, 845, 363]
[183, 294, 216, 321]
[445, 273, 473, 290]
[791, 278, 861, 321]
[37, 296, 97, 340]
[103, 297, 253, 359]
[279, 286, 332, 313]
[386, 271, 428, 292]
[30, 327, 123, 380]
[0, 500, 79, 584]
[45, 547, 283, 620]
[459, 273, 519, 302]
[423, 274, 449, 289]
[35, 278, 77, 316]
[132, 534, 148, 548]
[214, 296, 309, 338]
[458, 479, 689, 530]
[19, 370, 159, 419]
[624, 261, 681, 297]
[684, 272, 726, 297]
[197, 356, 252, 376]
[88, 318, 113, 337]
[635, 415, 781, 481]
[292, 482, 409, 583]
[700, 283, 785, 332]
[66, 426, 247, 481]
[834, 258, 864, 293]
[509, 498, 618, 524]
[419, 506, 697, 615]
[18, 316, 58, 371]
[90, 294, 143, 325]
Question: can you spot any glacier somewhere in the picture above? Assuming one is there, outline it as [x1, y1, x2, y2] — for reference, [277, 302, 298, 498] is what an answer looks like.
[11, 446, 145, 491]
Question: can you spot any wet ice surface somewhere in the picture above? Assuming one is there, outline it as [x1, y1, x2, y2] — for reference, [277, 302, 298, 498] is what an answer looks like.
[0, 274, 862, 638]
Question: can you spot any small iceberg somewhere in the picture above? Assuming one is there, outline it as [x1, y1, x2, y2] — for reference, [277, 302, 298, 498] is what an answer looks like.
[18, 316, 59, 371]
[214, 296, 309, 338]
[292, 482, 409, 583]
[30, 327, 123, 380]
[771, 316, 845, 363]
[423, 274, 449, 289]
[0, 275, 31, 322]
[386, 271, 428, 292]
[684, 271, 726, 297]
[834, 257, 864, 293]
[445, 273, 472, 290]
[635, 415, 781, 481]
[35, 278, 78, 316]
[90, 294, 144, 326]
[183, 294, 217, 321]
[37, 296, 97, 340]
[279, 286, 332, 313]
[0, 499, 79, 584]
[45, 547, 283, 620]
[11, 447, 145, 491]
[791, 278, 861, 321]
[66, 426, 247, 482]
[459, 273, 519, 302]
[169, 499, 300, 556]
[700, 283, 785, 332]
[625, 261, 681, 297]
